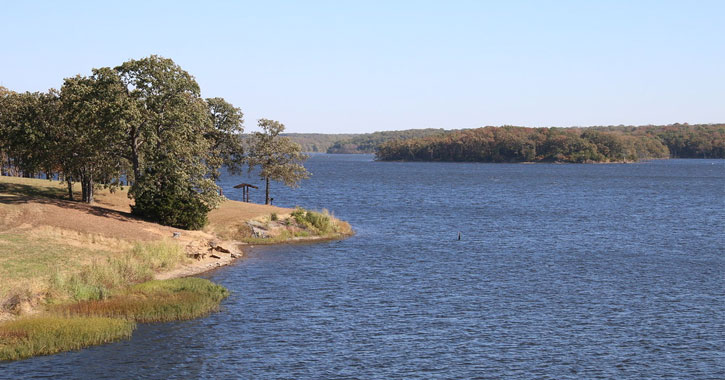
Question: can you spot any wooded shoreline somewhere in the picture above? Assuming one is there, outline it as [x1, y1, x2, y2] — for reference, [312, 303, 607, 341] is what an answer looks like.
[374, 125, 724, 163]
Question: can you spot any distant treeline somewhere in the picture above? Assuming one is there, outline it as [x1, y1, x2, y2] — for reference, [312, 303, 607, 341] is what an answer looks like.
[282, 133, 358, 153]
[284, 129, 446, 154]
[375, 124, 725, 163]
[326, 129, 446, 153]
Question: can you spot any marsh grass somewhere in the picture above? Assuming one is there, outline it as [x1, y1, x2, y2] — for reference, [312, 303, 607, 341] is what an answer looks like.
[0, 278, 229, 361]
[0, 316, 135, 361]
[50, 278, 229, 323]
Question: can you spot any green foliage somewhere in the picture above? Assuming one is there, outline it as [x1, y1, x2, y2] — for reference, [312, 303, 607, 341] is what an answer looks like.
[0, 316, 135, 361]
[283, 129, 447, 154]
[270, 212, 278, 221]
[59, 67, 131, 203]
[247, 119, 310, 204]
[376, 126, 681, 163]
[206, 97, 245, 177]
[119, 55, 223, 229]
[1, 55, 249, 226]
[592, 123, 725, 158]
[282, 133, 358, 152]
[131, 175, 211, 230]
[0, 90, 60, 177]
[292, 207, 332, 234]
[327, 128, 447, 153]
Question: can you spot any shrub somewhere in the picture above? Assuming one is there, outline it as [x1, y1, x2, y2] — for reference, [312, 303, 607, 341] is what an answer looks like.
[130, 170, 214, 230]
[270, 213, 278, 221]
[291, 207, 332, 234]
[132, 188, 210, 230]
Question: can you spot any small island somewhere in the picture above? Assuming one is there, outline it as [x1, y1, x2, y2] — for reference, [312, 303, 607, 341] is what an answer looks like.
[374, 125, 724, 163]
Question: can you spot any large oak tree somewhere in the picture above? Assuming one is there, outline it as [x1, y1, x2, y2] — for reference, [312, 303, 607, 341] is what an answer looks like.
[116, 55, 223, 228]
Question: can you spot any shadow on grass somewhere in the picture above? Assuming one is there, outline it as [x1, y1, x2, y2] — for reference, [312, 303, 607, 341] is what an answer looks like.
[0, 182, 138, 223]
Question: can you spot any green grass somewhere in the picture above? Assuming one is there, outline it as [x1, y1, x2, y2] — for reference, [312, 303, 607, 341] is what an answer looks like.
[0, 179, 70, 200]
[0, 316, 135, 361]
[50, 278, 229, 323]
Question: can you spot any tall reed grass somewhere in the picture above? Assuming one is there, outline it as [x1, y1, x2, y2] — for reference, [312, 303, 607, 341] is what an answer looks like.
[50, 278, 229, 323]
[1, 278, 229, 362]
[0, 316, 135, 361]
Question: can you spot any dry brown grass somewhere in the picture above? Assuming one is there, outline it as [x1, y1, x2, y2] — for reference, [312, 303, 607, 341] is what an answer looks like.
[206, 198, 292, 239]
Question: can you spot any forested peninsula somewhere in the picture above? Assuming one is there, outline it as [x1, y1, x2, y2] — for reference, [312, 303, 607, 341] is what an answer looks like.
[375, 124, 724, 163]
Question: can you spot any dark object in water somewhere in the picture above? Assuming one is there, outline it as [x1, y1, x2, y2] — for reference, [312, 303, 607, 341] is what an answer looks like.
[458, 232, 462, 240]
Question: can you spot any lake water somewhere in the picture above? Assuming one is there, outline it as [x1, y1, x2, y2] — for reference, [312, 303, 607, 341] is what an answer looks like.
[2, 155, 723, 379]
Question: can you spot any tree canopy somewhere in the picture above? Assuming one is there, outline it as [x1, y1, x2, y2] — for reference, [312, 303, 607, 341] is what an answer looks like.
[59, 68, 130, 203]
[0, 55, 254, 230]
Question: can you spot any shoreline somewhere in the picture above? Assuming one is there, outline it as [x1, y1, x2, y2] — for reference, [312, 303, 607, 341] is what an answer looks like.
[0, 176, 353, 361]
[154, 232, 353, 281]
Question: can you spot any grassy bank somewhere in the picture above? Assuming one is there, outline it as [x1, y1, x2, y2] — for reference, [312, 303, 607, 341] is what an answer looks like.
[0, 278, 228, 361]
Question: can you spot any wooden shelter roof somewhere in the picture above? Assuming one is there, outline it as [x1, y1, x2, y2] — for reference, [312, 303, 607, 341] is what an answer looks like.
[233, 183, 259, 189]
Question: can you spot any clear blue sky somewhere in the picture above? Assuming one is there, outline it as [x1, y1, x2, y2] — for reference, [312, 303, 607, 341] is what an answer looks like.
[1, 0, 723, 133]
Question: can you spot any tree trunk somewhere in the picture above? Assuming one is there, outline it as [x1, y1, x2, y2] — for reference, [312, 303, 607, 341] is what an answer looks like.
[131, 134, 140, 185]
[80, 176, 94, 204]
[265, 177, 270, 205]
[81, 175, 87, 202]
[67, 176, 73, 201]
[87, 179, 94, 204]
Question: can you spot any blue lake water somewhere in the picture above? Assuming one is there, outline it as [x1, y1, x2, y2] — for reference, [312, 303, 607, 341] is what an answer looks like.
[2, 155, 724, 379]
